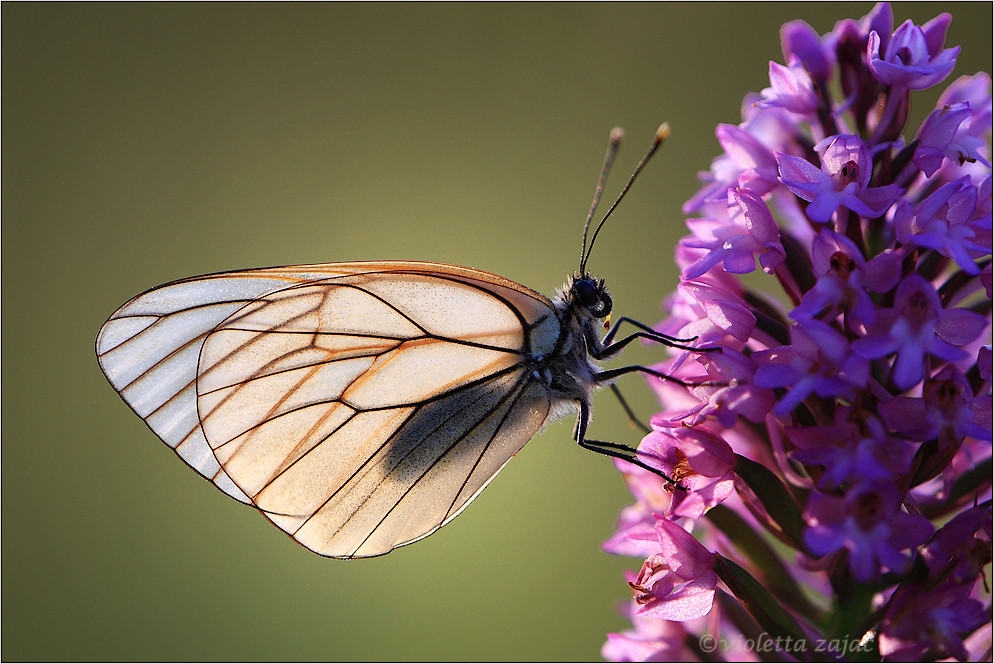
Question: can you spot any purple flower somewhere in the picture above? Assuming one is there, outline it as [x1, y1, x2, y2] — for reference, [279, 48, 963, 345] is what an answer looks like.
[915, 103, 989, 176]
[878, 583, 989, 661]
[760, 60, 819, 114]
[624, 519, 717, 622]
[682, 188, 786, 279]
[833, 2, 893, 55]
[753, 320, 869, 415]
[853, 274, 987, 389]
[777, 134, 904, 222]
[789, 406, 915, 489]
[860, 2, 894, 48]
[803, 482, 933, 581]
[979, 345, 992, 380]
[867, 16, 960, 90]
[940, 74, 994, 156]
[780, 19, 833, 81]
[672, 346, 775, 427]
[602, 6, 991, 660]
[683, 123, 780, 214]
[879, 364, 992, 443]
[921, 505, 993, 584]
[895, 177, 987, 274]
[637, 428, 735, 519]
[654, 279, 756, 352]
[791, 229, 901, 328]
[971, 175, 993, 248]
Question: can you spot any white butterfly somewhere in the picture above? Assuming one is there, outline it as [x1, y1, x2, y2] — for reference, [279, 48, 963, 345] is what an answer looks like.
[95, 124, 686, 559]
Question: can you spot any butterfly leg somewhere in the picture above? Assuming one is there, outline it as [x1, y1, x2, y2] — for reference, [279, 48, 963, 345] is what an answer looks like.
[575, 397, 686, 490]
[597, 316, 702, 359]
[602, 315, 695, 346]
[608, 383, 650, 433]
[594, 364, 688, 385]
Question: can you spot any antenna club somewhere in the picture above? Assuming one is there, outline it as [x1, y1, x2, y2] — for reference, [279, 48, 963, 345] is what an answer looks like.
[655, 122, 671, 142]
[610, 127, 624, 142]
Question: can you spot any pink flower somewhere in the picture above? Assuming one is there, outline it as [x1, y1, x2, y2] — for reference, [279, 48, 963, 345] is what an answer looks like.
[638, 428, 735, 519]
[625, 519, 717, 622]
[602, 603, 695, 662]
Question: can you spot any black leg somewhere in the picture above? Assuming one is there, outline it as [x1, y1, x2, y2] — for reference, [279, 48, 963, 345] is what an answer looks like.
[603, 315, 696, 346]
[594, 364, 689, 385]
[575, 398, 686, 491]
[596, 316, 724, 359]
[596, 331, 703, 359]
[609, 383, 651, 434]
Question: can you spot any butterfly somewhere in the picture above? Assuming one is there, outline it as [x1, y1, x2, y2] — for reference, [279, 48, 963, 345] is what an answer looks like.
[95, 123, 689, 559]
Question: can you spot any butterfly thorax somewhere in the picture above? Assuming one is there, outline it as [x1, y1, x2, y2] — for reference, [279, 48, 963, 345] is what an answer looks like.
[534, 274, 612, 407]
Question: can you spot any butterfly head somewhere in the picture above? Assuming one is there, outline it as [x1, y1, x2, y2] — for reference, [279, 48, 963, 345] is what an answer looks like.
[567, 273, 612, 328]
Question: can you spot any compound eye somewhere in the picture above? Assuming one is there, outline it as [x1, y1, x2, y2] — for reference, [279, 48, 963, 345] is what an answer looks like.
[590, 291, 612, 318]
[572, 278, 612, 319]
[572, 278, 600, 307]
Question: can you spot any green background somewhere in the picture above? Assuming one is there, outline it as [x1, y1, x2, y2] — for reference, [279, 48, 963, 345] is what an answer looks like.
[3, 3, 990, 661]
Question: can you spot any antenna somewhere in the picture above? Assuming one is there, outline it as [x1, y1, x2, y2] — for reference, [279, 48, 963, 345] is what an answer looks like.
[579, 122, 670, 274]
[578, 127, 624, 271]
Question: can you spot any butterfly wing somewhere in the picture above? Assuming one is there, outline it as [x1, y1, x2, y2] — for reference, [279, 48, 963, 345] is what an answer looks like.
[96, 261, 563, 558]
[96, 265, 350, 503]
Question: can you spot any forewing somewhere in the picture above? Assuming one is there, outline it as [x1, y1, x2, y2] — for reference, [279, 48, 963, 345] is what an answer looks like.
[96, 266, 371, 502]
[97, 261, 558, 557]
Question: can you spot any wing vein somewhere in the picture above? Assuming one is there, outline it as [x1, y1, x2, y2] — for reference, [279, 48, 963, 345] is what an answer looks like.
[246, 362, 525, 494]
[348, 374, 532, 556]
[244, 409, 360, 494]
[196, 344, 399, 397]
[291, 372, 518, 543]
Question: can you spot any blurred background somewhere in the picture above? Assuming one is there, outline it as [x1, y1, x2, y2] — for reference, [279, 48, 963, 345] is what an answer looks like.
[3, 3, 990, 661]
